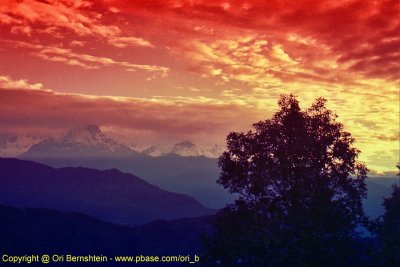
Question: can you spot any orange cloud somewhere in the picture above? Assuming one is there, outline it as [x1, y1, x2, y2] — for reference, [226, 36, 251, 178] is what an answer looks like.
[0, 75, 45, 90]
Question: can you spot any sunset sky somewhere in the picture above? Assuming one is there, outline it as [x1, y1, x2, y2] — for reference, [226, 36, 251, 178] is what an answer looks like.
[0, 0, 398, 174]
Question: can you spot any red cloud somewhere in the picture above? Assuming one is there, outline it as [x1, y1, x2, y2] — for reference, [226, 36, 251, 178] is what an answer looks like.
[0, 0, 153, 48]
[107, 0, 399, 81]
[2, 0, 397, 82]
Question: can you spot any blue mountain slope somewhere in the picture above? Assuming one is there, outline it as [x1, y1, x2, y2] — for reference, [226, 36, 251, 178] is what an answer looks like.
[0, 158, 214, 226]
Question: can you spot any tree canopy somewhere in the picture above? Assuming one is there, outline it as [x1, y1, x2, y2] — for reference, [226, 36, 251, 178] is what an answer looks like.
[378, 184, 400, 266]
[203, 95, 368, 266]
[375, 165, 400, 266]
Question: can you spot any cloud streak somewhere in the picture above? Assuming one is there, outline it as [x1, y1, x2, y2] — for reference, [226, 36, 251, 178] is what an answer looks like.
[0, 75, 45, 90]
[7, 41, 169, 75]
[0, 77, 261, 146]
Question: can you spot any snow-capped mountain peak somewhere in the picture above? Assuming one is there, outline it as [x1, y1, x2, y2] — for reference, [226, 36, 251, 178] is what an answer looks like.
[141, 141, 224, 158]
[61, 125, 109, 147]
[21, 125, 134, 158]
[171, 141, 200, 157]
[201, 144, 224, 158]
[64, 125, 102, 140]
[141, 146, 168, 157]
[57, 125, 133, 153]
[0, 134, 43, 157]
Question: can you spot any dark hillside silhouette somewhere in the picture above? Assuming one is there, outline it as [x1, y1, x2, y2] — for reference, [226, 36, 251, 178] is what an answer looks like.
[0, 158, 213, 225]
[0, 205, 209, 267]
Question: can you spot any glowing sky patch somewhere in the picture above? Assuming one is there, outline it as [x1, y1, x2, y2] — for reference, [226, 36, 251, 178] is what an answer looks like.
[0, 0, 398, 174]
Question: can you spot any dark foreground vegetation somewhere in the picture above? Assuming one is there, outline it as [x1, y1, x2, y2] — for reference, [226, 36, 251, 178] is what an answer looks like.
[202, 95, 399, 267]
[0, 205, 209, 267]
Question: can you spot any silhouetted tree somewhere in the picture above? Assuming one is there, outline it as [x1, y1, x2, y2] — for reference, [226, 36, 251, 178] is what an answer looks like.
[375, 165, 400, 266]
[379, 184, 400, 266]
[203, 95, 368, 266]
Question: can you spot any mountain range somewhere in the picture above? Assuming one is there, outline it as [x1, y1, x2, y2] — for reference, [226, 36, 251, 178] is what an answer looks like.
[19, 125, 235, 208]
[18, 125, 135, 159]
[4, 125, 397, 213]
[0, 125, 223, 158]
[0, 158, 214, 226]
[141, 141, 224, 158]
